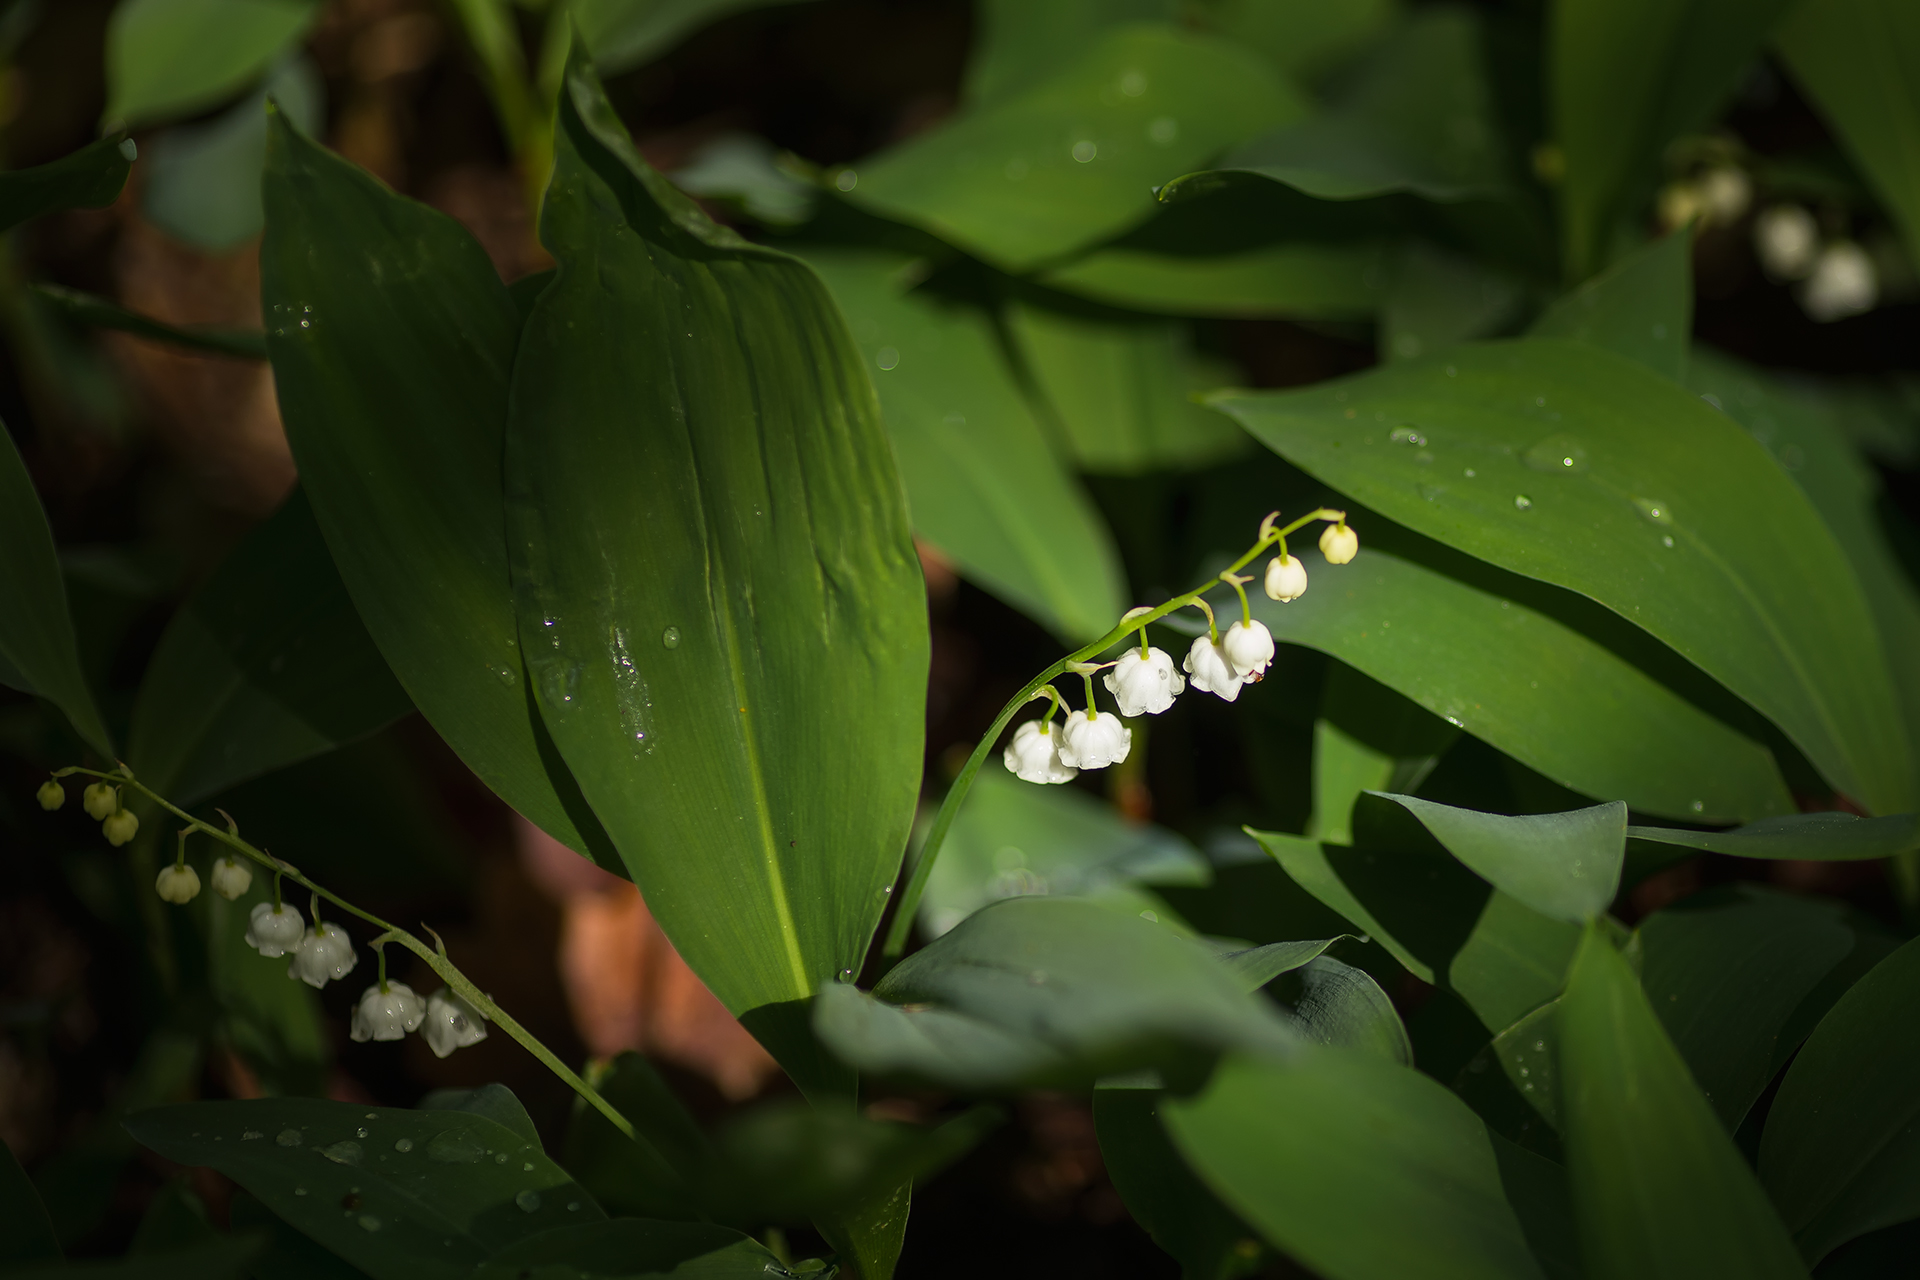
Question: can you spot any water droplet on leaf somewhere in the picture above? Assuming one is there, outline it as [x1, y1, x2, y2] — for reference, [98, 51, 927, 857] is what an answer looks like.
[394, 1138, 413, 1153]
[321, 1141, 362, 1166]
[1523, 435, 1589, 474]
[515, 1190, 542, 1213]
[276, 1130, 303, 1147]
[1513, 495, 1533, 511]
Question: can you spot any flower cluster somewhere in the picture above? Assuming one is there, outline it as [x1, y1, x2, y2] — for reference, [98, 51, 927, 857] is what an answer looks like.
[1003, 511, 1357, 785]
[39, 778, 142, 847]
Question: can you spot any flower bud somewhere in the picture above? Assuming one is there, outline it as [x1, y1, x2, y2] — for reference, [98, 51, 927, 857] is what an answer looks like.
[1802, 242, 1877, 322]
[1318, 524, 1358, 565]
[422, 988, 489, 1059]
[246, 901, 306, 957]
[154, 864, 201, 904]
[1698, 166, 1750, 224]
[103, 809, 139, 847]
[1183, 635, 1244, 702]
[1755, 205, 1817, 281]
[209, 856, 252, 900]
[288, 922, 358, 989]
[1221, 620, 1275, 682]
[1003, 719, 1077, 785]
[1265, 554, 1308, 601]
[1103, 647, 1185, 717]
[36, 780, 65, 811]
[82, 782, 117, 821]
[351, 982, 425, 1043]
[1057, 709, 1132, 771]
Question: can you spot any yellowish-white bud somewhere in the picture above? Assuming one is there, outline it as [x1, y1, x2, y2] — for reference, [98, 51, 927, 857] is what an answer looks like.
[155, 864, 201, 904]
[36, 780, 65, 811]
[210, 856, 253, 900]
[82, 781, 117, 821]
[1265, 554, 1308, 602]
[103, 809, 139, 847]
[1319, 523, 1359, 565]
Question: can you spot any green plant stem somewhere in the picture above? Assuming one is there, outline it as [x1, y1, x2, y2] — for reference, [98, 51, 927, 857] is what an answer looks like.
[881, 510, 1337, 959]
[56, 764, 636, 1142]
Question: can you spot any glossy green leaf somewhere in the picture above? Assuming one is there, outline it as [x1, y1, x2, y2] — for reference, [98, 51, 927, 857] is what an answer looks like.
[506, 63, 925, 1060]
[1558, 925, 1808, 1280]
[1761, 936, 1920, 1263]
[1093, 1086, 1261, 1280]
[1166, 1049, 1546, 1280]
[1214, 338, 1913, 813]
[1636, 885, 1852, 1132]
[260, 108, 610, 862]
[30, 284, 265, 360]
[921, 766, 1207, 939]
[1007, 302, 1246, 473]
[1194, 0, 1398, 84]
[415, 1085, 540, 1150]
[1308, 663, 1458, 844]
[105, 0, 318, 128]
[805, 250, 1125, 641]
[1365, 793, 1625, 923]
[468, 1221, 783, 1280]
[1281, 955, 1412, 1064]
[228, 1191, 365, 1280]
[963, 0, 1176, 106]
[1166, 8, 1509, 204]
[1530, 228, 1692, 382]
[1454, 1001, 1564, 1158]
[3, 1236, 264, 1280]
[0, 425, 115, 758]
[562, 1054, 704, 1222]
[1626, 812, 1920, 862]
[1222, 937, 1349, 990]
[845, 24, 1301, 271]
[1041, 240, 1387, 318]
[1774, 0, 1920, 264]
[814, 897, 1296, 1090]
[1, 1138, 59, 1266]
[1379, 241, 1526, 363]
[1241, 538, 1792, 823]
[126, 1098, 607, 1280]
[1551, 0, 1799, 279]
[125, 488, 410, 805]
[0, 134, 132, 233]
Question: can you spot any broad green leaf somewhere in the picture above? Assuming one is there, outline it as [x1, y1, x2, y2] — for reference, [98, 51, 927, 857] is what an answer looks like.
[963, 0, 1177, 107]
[1379, 241, 1526, 363]
[1558, 925, 1808, 1280]
[0, 425, 115, 758]
[1626, 812, 1920, 862]
[105, 0, 318, 127]
[813, 897, 1296, 1091]
[1636, 885, 1852, 1132]
[1222, 937, 1349, 991]
[1, 1138, 59, 1266]
[129, 1180, 218, 1254]
[563, 1055, 704, 1221]
[1454, 1001, 1564, 1158]
[1193, 0, 1399, 84]
[1550, 0, 1799, 280]
[1240, 538, 1792, 823]
[468, 1221, 783, 1280]
[921, 766, 1207, 938]
[126, 488, 410, 805]
[1166, 1049, 1546, 1280]
[126, 1098, 607, 1280]
[1166, 8, 1509, 204]
[3, 1236, 263, 1280]
[1041, 240, 1387, 318]
[1007, 302, 1246, 473]
[0, 134, 132, 233]
[1281, 955, 1412, 1064]
[844, 24, 1301, 271]
[1774, 0, 1920, 264]
[573, 0, 809, 75]
[506, 62, 925, 1062]
[1488, 1135, 1582, 1280]
[1250, 829, 1580, 1033]
[1530, 228, 1692, 382]
[229, 1190, 368, 1280]
[816, 1183, 908, 1280]
[30, 284, 265, 360]
[1094, 1086, 1262, 1280]
[1761, 936, 1920, 1263]
[260, 109, 610, 862]
[805, 250, 1125, 641]
[1365, 793, 1625, 923]
[1213, 339, 1914, 814]
[1308, 663, 1458, 844]
[415, 1085, 540, 1150]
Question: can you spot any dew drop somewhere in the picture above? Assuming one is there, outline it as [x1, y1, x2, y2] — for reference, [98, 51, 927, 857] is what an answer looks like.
[1119, 69, 1147, 96]
[242, 1130, 263, 1141]
[427, 1128, 486, 1164]
[1631, 496, 1674, 526]
[276, 1130, 303, 1147]
[1463, 468, 1477, 478]
[568, 1201, 580, 1212]
[1513, 495, 1533, 511]
[355, 1127, 369, 1139]
[1523, 434, 1589, 474]
[1027, 970, 1047, 987]
[1662, 534, 1675, 548]
[1388, 426, 1428, 447]
[321, 1141, 362, 1166]
[1071, 140, 1097, 163]
[515, 1190, 543, 1214]
[522, 1162, 534, 1172]
[833, 170, 857, 192]
[661, 627, 681, 649]
[394, 1138, 413, 1153]
[875, 346, 899, 371]
[1416, 484, 1443, 502]
[358, 1215, 382, 1233]
[1691, 800, 1705, 813]
[494, 1153, 508, 1165]
[294, 1187, 307, 1196]
[1147, 117, 1178, 145]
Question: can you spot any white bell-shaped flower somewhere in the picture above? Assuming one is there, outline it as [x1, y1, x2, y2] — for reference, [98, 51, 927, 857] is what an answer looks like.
[1057, 709, 1131, 771]
[37, 780, 65, 811]
[246, 901, 306, 957]
[1103, 647, 1185, 717]
[1802, 242, 1877, 322]
[1184, 635, 1244, 702]
[82, 782, 117, 821]
[103, 810, 139, 847]
[1755, 205, 1818, 280]
[1221, 620, 1275, 682]
[1265, 554, 1308, 601]
[422, 988, 489, 1059]
[287, 923, 358, 989]
[155, 864, 201, 904]
[1318, 524, 1358, 565]
[1003, 719, 1077, 785]
[209, 857, 252, 901]
[351, 982, 426, 1043]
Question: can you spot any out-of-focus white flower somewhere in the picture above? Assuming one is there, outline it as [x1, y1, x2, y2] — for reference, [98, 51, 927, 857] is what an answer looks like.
[422, 989, 489, 1058]
[1319, 524, 1358, 565]
[1755, 205, 1818, 280]
[287, 923, 358, 989]
[1698, 166, 1751, 223]
[103, 810, 139, 847]
[1265, 554, 1308, 601]
[1221, 620, 1275, 682]
[1184, 635, 1244, 702]
[36, 780, 65, 811]
[351, 982, 426, 1043]
[1104, 647, 1184, 717]
[82, 782, 117, 821]
[155, 864, 200, 904]
[1057, 709, 1131, 770]
[1003, 720, 1077, 784]
[1802, 242, 1877, 322]
[209, 857, 252, 901]
[1658, 182, 1706, 232]
[246, 902, 306, 957]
